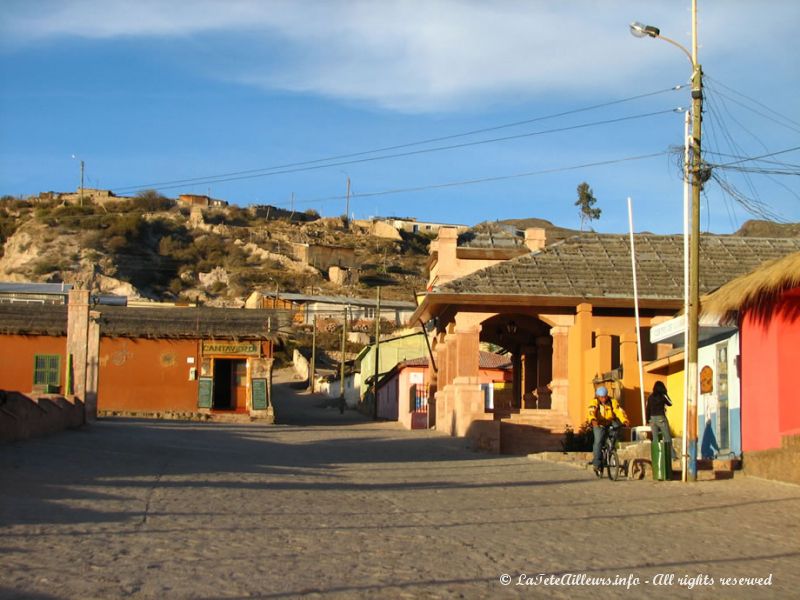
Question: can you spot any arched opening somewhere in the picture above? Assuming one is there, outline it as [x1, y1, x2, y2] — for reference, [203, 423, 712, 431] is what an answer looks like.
[480, 314, 553, 416]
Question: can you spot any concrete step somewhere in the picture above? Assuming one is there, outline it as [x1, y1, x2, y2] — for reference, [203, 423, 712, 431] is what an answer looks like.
[528, 448, 741, 481]
[502, 411, 571, 434]
[782, 434, 800, 450]
[499, 422, 564, 455]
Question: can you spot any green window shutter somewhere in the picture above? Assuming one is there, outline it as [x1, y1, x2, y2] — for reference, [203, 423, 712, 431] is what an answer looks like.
[198, 377, 213, 409]
[251, 378, 268, 410]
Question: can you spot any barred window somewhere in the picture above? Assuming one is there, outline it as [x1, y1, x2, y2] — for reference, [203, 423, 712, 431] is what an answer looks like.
[33, 354, 61, 387]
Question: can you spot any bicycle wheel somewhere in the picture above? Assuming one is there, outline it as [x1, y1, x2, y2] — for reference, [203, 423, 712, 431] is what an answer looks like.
[606, 448, 621, 481]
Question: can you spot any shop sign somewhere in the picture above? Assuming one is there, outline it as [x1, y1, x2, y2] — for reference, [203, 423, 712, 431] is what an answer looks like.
[202, 341, 261, 356]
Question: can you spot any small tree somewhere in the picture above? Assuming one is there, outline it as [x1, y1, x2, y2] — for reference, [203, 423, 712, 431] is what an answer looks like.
[575, 182, 601, 231]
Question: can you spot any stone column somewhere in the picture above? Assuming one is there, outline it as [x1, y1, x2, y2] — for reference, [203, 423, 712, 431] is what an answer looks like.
[511, 351, 522, 410]
[536, 335, 552, 408]
[436, 330, 454, 434]
[451, 317, 483, 437]
[535, 335, 553, 389]
[84, 309, 101, 420]
[549, 325, 570, 414]
[567, 303, 593, 420]
[520, 345, 537, 410]
[66, 289, 90, 403]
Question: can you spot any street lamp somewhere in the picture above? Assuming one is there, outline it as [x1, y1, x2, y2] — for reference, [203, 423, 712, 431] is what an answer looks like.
[630, 6, 703, 483]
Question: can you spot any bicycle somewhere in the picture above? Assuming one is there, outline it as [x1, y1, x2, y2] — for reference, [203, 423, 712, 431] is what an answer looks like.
[595, 424, 622, 481]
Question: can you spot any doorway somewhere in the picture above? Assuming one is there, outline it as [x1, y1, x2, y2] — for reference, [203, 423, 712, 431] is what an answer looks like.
[212, 359, 248, 410]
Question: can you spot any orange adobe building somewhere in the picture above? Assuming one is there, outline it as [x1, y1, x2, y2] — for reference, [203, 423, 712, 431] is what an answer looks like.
[0, 291, 285, 421]
[413, 227, 800, 453]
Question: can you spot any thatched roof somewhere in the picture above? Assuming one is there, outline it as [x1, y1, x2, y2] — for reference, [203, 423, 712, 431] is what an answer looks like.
[0, 304, 288, 340]
[701, 251, 800, 324]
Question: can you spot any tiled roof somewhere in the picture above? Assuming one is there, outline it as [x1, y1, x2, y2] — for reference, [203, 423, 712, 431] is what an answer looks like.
[433, 234, 800, 302]
[0, 304, 287, 340]
[458, 229, 523, 249]
[0, 304, 67, 336]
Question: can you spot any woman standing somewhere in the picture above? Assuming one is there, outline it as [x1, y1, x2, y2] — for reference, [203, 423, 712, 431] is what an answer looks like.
[646, 381, 675, 457]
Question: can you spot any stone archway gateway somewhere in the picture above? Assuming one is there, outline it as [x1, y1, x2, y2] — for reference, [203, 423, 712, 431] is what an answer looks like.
[427, 309, 576, 453]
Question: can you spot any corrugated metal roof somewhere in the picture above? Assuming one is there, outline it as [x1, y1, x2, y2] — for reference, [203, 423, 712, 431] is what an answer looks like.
[0, 282, 74, 295]
[400, 351, 511, 370]
[273, 292, 415, 310]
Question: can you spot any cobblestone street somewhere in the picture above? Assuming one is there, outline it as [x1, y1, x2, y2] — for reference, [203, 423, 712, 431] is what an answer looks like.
[2, 372, 799, 599]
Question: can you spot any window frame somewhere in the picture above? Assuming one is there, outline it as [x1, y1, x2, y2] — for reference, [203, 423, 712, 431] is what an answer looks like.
[33, 354, 61, 388]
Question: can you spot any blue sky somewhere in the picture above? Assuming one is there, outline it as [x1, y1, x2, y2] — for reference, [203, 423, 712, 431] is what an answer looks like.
[1, 0, 798, 234]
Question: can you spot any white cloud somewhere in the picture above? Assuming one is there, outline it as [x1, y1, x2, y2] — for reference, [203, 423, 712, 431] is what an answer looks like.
[3, 0, 798, 112]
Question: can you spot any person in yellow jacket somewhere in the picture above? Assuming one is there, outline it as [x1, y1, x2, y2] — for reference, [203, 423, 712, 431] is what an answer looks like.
[588, 386, 629, 472]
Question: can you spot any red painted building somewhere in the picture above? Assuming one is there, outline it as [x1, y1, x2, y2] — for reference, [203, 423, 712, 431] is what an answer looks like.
[739, 289, 800, 451]
[703, 252, 800, 484]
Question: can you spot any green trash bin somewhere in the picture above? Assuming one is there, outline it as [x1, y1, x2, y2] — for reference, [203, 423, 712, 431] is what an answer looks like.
[651, 439, 672, 481]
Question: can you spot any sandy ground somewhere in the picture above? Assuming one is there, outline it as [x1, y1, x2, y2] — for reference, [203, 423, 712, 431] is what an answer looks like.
[1, 369, 799, 599]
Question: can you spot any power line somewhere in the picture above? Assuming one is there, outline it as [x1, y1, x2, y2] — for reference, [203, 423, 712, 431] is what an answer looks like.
[112, 108, 682, 194]
[710, 145, 800, 168]
[111, 86, 685, 193]
[705, 76, 800, 130]
[278, 151, 670, 207]
[704, 150, 800, 168]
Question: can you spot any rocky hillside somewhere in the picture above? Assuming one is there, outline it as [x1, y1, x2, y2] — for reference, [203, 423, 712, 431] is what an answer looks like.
[0, 194, 432, 305]
[4, 193, 797, 307]
[733, 219, 800, 238]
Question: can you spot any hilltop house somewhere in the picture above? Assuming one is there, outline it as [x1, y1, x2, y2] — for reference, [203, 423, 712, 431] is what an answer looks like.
[251, 293, 417, 328]
[178, 194, 229, 208]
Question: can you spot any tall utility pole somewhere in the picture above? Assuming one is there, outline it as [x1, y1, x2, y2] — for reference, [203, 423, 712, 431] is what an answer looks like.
[309, 315, 317, 393]
[79, 160, 85, 207]
[630, 0, 702, 482]
[339, 307, 347, 402]
[72, 155, 84, 206]
[373, 287, 381, 420]
[686, 0, 703, 482]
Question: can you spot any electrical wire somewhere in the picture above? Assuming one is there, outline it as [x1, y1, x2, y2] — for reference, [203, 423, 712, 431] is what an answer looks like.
[710, 146, 800, 168]
[110, 85, 685, 193]
[705, 76, 800, 131]
[257, 151, 670, 208]
[112, 108, 681, 194]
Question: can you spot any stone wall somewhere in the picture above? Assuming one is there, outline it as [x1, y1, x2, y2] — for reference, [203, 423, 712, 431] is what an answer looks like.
[0, 391, 85, 443]
[743, 434, 800, 486]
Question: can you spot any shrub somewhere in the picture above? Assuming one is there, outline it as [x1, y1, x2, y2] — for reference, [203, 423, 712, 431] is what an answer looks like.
[32, 258, 68, 275]
[561, 421, 595, 452]
[126, 189, 175, 212]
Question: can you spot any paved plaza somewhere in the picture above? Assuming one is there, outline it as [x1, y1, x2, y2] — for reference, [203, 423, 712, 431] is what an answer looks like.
[1, 371, 799, 599]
